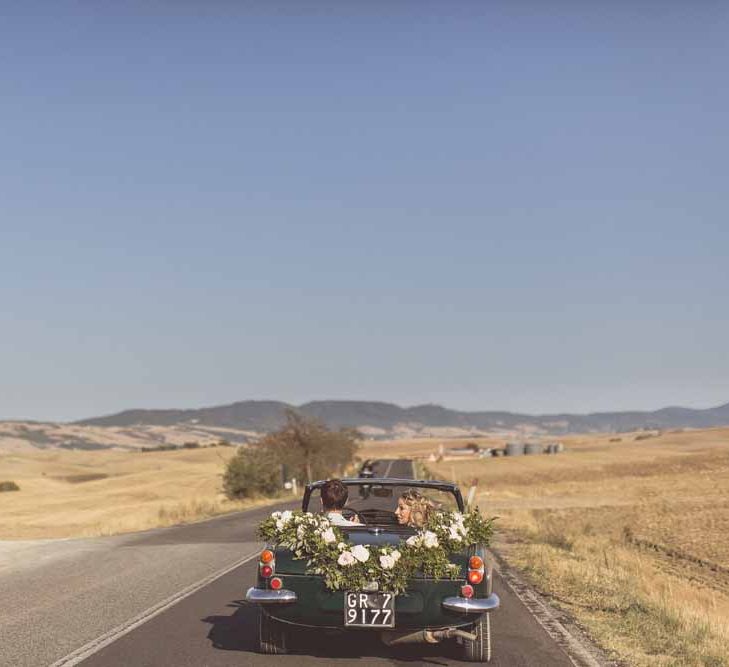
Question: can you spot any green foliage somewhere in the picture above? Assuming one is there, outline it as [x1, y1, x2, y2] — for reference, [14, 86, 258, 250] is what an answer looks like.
[257, 508, 496, 594]
[222, 446, 281, 499]
[223, 411, 360, 499]
[140, 444, 181, 452]
[0, 481, 20, 492]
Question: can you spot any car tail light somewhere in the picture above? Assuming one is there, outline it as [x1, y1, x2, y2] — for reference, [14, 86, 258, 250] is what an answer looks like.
[259, 549, 275, 579]
[469, 555, 484, 570]
[270, 577, 283, 591]
[460, 584, 474, 599]
[467, 552, 485, 585]
[468, 569, 484, 584]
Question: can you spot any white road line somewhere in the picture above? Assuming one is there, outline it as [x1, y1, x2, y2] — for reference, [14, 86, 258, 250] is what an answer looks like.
[49, 550, 260, 667]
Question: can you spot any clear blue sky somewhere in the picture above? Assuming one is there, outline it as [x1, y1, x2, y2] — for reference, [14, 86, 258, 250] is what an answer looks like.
[2, 3, 728, 421]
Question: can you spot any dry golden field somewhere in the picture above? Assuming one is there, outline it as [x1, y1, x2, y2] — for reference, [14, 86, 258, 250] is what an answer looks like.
[364, 428, 729, 667]
[0, 446, 278, 539]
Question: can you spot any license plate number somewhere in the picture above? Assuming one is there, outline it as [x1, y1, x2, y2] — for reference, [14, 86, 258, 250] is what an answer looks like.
[344, 592, 395, 627]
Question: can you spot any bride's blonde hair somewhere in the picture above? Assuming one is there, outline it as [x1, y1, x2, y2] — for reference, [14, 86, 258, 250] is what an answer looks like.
[399, 489, 435, 528]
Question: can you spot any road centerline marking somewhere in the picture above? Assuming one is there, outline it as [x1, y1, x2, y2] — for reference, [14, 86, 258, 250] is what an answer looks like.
[49, 549, 260, 667]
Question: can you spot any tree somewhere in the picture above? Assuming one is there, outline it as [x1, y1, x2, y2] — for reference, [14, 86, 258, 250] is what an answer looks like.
[261, 410, 360, 483]
[222, 410, 360, 499]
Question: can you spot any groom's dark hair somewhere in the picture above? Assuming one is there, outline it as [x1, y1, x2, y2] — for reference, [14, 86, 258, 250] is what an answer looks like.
[321, 479, 348, 510]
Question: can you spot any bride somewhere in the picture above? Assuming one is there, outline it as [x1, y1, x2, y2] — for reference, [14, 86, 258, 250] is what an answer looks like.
[394, 488, 434, 528]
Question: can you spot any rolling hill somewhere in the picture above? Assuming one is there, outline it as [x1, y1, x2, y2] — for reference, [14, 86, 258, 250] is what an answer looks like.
[77, 399, 729, 435]
[3, 399, 728, 452]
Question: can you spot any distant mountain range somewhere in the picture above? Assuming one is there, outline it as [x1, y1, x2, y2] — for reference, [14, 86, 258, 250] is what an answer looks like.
[76, 399, 729, 436]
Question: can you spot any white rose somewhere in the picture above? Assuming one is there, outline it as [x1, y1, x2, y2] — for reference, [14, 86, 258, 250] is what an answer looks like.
[406, 535, 421, 547]
[351, 544, 370, 563]
[321, 528, 336, 544]
[272, 511, 282, 519]
[379, 554, 395, 570]
[275, 519, 285, 531]
[338, 551, 356, 566]
[280, 510, 293, 523]
[423, 531, 439, 548]
[448, 527, 463, 542]
[337, 542, 348, 551]
[391, 550, 401, 561]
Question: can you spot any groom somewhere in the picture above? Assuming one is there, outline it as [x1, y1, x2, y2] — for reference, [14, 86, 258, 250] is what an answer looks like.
[320, 479, 363, 527]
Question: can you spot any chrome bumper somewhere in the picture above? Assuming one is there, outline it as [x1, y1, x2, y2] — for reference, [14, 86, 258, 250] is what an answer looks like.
[442, 593, 500, 614]
[245, 586, 298, 604]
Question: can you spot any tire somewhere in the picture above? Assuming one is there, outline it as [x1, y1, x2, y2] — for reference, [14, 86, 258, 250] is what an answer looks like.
[461, 612, 492, 662]
[258, 608, 288, 654]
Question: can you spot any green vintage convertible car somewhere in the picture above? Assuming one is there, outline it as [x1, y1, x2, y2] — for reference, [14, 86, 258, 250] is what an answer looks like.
[245, 478, 500, 661]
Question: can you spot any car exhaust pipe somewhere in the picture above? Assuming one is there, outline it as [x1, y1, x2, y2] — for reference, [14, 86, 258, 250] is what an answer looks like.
[381, 627, 477, 646]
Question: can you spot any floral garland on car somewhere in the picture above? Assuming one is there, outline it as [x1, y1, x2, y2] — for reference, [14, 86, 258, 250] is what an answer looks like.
[257, 509, 495, 594]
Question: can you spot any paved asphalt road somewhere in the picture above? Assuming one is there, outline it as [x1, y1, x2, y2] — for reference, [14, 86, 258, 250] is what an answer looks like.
[0, 460, 574, 666]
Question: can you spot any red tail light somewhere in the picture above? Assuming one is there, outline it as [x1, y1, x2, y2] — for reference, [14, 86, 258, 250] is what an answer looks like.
[469, 555, 484, 570]
[260, 548, 275, 579]
[460, 584, 474, 598]
[468, 569, 484, 584]
[270, 577, 283, 590]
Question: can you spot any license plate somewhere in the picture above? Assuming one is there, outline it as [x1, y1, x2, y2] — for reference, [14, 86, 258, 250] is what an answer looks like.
[344, 592, 395, 627]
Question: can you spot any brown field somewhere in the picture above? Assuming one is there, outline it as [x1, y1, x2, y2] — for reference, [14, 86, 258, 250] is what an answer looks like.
[0, 446, 280, 539]
[0, 420, 259, 453]
[363, 428, 729, 667]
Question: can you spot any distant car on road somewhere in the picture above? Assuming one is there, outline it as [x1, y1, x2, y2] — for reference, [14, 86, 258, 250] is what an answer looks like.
[358, 460, 375, 478]
[246, 477, 499, 662]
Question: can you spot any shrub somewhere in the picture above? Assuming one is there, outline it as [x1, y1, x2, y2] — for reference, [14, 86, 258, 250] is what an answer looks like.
[0, 481, 20, 492]
[223, 446, 281, 499]
[140, 444, 181, 453]
[62, 474, 108, 484]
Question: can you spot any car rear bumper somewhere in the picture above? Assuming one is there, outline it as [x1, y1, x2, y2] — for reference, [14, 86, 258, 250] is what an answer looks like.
[442, 593, 500, 613]
[246, 586, 297, 604]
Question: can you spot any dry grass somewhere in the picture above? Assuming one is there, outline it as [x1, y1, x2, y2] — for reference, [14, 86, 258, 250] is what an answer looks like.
[0, 446, 281, 539]
[366, 428, 729, 667]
